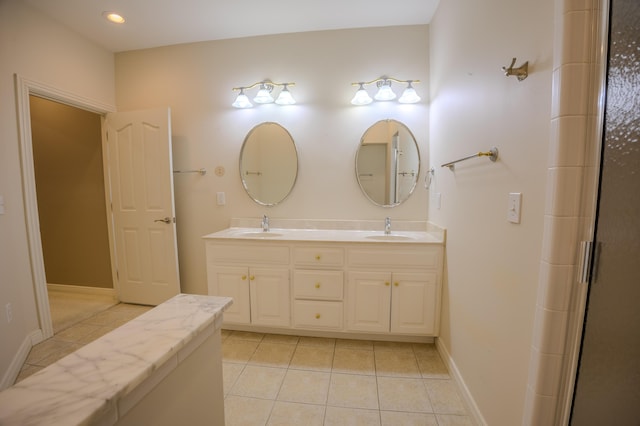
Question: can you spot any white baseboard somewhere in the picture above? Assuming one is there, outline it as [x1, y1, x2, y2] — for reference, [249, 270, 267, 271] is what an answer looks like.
[436, 337, 488, 426]
[47, 283, 117, 299]
[0, 330, 42, 390]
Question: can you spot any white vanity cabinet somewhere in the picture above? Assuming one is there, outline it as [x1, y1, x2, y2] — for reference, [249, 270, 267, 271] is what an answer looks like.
[346, 246, 442, 336]
[204, 227, 444, 340]
[206, 242, 291, 327]
[347, 271, 437, 334]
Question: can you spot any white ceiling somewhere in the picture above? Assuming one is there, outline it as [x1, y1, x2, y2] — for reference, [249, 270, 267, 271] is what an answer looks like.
[24, 0, 439, 53]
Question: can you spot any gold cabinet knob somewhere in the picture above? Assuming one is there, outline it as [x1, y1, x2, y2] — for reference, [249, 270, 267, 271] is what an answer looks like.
[241, 275, 247, 280]
[385, 281, 390, 286]
[249, 275, 255, 281]
[315, 313, 321, 319]
[315, 254, 321, 261]
[394, 282, 399, 287]
[315, 282, 321, 289]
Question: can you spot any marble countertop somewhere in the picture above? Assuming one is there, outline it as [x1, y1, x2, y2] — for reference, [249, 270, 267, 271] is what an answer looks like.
[202, 219, 446, 244]
[0, 294, 232, 426]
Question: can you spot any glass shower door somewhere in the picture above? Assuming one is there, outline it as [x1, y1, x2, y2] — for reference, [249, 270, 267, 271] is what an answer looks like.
[570, 0, 640, 423]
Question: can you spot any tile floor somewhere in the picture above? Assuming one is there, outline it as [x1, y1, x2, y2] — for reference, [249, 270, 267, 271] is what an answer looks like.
[222, 330, 473, 426]
[16, 303, 474, 425]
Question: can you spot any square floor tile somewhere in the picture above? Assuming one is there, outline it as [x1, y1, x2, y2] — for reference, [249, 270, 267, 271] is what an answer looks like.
[263, 334, 300, 345]
[335, 339, 374, 351]
[436, 414, 475, 426]
[230, 365, 286, 399]
[332, 348, 375, 375]
[413, 344, 449, 379]
[424, 379, 467, 415]
[223, 362, 245, 396]
[227, 330, 265, 342]
[249, 342, 295, 367]
[377, 376, 433, 413]
[224, 395, 273, 426]
[373, 340, 415, 352]
[298, 336, 336, 348]
[223, 339, 259, 363]
[381, 411, 438, 426]
[289, 345, 334, 372]
[26, 339, 73, 365]
[277, 369, 330, 405]
[374, 349, 421, 378]
[324, 406, 381, 426]
[54, 323, 102, 343]
[267, 401, 325, 426]
[328, 373, 379, 409]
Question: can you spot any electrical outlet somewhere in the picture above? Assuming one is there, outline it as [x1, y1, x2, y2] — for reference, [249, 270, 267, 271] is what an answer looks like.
[5, 303, 12, 323]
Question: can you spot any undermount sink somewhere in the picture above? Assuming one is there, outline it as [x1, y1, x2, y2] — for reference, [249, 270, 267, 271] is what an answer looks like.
[365, 234, 415, 241]
[236, 231, 283, 238]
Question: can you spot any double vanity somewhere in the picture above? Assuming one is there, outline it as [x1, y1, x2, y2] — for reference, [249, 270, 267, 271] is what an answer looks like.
[204, 218, 445, 342]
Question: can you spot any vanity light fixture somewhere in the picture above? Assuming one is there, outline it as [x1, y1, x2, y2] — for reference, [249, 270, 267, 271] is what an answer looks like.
[232, 80, 296, 108]
[350, 77, 421, 105]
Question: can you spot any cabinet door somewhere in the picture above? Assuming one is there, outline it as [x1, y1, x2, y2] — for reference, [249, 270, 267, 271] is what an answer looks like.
[250, 268, 291, 327]
[347, 271, 391, 333]
[209, 266, 250, 324]
[391, 272, 437, 335]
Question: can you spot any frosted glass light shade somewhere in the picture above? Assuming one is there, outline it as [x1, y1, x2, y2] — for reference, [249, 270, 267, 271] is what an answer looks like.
[374, 82, 396, 101]
[351, 86, 373, 105]
[254, 86, 274, 104]
[275, 87, 296, 105]
[232, 92, 253, 108]
[398, 86, 420, 104]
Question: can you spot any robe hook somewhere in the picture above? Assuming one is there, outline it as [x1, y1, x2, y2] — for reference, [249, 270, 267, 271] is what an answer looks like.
[502, 57, 528, 81]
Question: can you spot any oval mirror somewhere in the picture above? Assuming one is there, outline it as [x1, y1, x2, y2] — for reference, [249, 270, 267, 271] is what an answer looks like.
[355, 119, 420, 207]
[240, 122, 298, 206]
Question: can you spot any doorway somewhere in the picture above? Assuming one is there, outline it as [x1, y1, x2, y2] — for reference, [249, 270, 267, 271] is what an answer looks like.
[29, 95, 117, 333]
[570, 0, 640, 423]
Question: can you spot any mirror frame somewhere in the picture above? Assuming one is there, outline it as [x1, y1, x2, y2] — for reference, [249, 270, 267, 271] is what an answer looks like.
[239, 122, 299, 206]
[355, 119, 421, 207]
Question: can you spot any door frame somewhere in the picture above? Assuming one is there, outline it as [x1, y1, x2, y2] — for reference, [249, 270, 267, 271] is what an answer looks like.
[14, 74, 117, 340]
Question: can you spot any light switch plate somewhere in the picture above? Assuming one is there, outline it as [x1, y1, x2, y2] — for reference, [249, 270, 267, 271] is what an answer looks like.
[216, 192, 226, 206]
[508, 193, 522, 224]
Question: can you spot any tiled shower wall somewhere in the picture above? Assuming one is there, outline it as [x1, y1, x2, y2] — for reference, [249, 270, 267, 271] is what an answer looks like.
[523, 0, 606, 424]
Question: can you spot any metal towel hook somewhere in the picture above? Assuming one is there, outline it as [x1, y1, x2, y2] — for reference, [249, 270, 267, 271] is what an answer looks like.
[502, 58, 529, 81]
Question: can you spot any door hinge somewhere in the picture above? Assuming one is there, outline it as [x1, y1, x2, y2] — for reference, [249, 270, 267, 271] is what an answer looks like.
[577, 241, 593, 284]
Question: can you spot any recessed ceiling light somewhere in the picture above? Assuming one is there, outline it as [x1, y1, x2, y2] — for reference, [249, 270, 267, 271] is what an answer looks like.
[102, 11, 125, 24]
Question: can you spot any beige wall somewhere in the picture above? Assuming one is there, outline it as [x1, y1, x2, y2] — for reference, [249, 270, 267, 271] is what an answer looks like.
[30, 96, 113, 288]
[429, 0, 554, 424]
[0, 0, 115, 384]
[115, 26, 430, 296]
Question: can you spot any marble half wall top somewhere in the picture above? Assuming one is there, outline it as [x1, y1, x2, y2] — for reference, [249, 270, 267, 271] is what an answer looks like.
[0, 294, 233, 426]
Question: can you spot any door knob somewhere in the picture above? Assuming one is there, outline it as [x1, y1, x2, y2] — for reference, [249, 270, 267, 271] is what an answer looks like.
[154, 217, 173, 224]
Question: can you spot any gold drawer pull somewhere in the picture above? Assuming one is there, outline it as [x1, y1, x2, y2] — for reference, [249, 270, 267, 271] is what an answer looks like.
[394, 282, 399, 287]
[250, 275, 255, 281]
[315, 313, 321, 319]
[315, 283, 321, 289]
[241, 275, 247, 280]
[315, 254, 321, 261]
[385, 281, 390, 286]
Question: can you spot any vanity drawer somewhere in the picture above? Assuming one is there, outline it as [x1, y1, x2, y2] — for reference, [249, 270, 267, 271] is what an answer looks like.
[293, 300, 343, 330]
[347, 246, 442, 269]
[294, 246, 344, 267]
[293, 270, 343, 300]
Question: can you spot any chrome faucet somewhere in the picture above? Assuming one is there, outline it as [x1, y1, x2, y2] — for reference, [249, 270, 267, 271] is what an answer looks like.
[384, 217, 391, 235]
[262, 215, 270, 232]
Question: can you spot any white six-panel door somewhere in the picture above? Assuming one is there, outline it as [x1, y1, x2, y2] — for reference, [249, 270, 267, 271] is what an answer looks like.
[104, 108, 180, 305]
